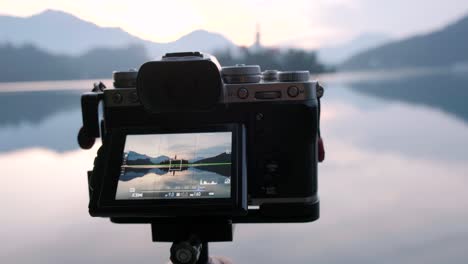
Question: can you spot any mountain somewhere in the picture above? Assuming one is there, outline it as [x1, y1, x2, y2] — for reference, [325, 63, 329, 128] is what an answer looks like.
[150, 155, 170, 164]
[193, 152, 231, 177]
[189, 157, 206, 163]
[341, 14, 468, 70]
[0, 10, 142, 55]
[126, 151, 151, 161]
[157, 30, 234, 58]
[0, 43, 148, 82]
[126, 151, 169, 164]
[0, 9, 235, 58]
[318, 33, 391, 65]
[195, 152, 231, 164]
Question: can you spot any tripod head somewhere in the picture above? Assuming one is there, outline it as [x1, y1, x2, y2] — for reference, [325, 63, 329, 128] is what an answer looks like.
[150, 218, 233, 264]
[170, 238, 206, 264]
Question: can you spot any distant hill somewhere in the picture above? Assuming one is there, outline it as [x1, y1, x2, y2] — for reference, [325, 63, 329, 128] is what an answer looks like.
[126, 151, 169, 165]
[189, 156, 207, 163]
[126, 151, 151, 161]
[341, 14, 468, 70]
[318, 33, 391, 65]
[0, 9, 235, 58]
[0, 43, 148, 82]
[150, 155, 171, 164]
[195, 152, 231, 164]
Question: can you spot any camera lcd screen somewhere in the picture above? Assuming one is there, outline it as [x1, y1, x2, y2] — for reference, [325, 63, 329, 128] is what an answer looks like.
[115, 132, 232, 200]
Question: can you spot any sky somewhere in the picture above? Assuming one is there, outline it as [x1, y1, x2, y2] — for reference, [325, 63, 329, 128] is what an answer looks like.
[0, 0, 468, 48]
[125, 132, 232, 159]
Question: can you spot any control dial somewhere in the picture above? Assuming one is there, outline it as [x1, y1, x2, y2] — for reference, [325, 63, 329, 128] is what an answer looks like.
[221, 64, 262, 84]
[278, 71, 310, 82]
[113, 69, 138, 88]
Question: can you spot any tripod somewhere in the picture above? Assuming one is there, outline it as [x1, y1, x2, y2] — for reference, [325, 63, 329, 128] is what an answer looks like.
[151, 218, 233, 264]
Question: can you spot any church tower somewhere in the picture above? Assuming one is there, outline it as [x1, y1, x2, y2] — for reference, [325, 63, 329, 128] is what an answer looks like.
[255, 23, 261, 47]
[252, 23, 262, 51]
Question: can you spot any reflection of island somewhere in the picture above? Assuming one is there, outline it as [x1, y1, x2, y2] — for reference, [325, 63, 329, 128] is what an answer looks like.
[120, 151, 232, 181]
[115, 166, 231, 200]
[0, 90, 83, 152]
[349, 73, 468, 123]
[0, 90, 81, 126]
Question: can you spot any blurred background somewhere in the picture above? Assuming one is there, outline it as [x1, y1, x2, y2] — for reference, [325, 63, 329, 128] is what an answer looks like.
[1, 0, 468, 263]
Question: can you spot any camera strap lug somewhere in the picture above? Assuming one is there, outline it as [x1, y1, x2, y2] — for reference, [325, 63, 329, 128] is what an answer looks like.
[316, 82, 325, 162]
[77, 82, 105, 149]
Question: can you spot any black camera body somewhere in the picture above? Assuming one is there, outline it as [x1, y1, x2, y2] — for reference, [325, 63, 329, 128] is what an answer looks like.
[79, 52, 323, 225]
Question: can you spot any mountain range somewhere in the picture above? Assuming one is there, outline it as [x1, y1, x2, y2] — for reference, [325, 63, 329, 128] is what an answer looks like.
[125, 150, 230, 166]
[0, 9, 393, 66]
[1, 9, 467, 77]
[341, 13, 468, 70]
[126, 151, 170, 165]
[0, 43, 148, 82]
[0, 9, 235, 58]
[194, 152, 231, 164]
[318, 33, 391, 65]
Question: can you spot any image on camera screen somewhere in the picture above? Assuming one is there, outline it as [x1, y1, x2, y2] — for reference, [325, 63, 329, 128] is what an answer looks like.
[115, 132, 232, 200]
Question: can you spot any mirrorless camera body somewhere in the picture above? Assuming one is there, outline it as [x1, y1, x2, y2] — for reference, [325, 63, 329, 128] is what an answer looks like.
[79, 52, 324, 224]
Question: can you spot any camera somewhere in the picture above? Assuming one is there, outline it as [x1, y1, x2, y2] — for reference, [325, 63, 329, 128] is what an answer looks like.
[78, 51, 324, 225]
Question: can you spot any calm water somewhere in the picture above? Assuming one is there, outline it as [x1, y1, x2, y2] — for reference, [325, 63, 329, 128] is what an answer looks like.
[116, 167, 231, 200]
[1, 71, 468, 264]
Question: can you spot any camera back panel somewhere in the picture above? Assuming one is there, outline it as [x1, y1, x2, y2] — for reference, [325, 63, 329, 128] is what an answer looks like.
[81, 53, 321, 224]
[98, 83, 319, 223]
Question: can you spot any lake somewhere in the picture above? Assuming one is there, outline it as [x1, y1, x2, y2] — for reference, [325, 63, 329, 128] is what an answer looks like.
[1, 70, 467, 264]
[116, 167, 231, 200]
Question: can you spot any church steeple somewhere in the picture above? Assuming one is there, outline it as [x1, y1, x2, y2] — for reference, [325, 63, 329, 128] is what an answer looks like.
[254, 23, 261, 49]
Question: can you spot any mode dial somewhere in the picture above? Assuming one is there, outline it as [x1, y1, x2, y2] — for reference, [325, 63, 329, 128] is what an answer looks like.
[221, 64, 262, 84]
[113, 69, 138, 88]
[278, 71, 310, 82]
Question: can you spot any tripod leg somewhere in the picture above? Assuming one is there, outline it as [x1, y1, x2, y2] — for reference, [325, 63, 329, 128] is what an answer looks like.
[197, 242, 209, 264]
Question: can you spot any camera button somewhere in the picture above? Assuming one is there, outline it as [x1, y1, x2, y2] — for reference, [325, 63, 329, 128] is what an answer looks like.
[287, 86, 300, 97]
[237, 87, 249, 99]
[129, 91, 139, 103]
[112, 93, 123, 104]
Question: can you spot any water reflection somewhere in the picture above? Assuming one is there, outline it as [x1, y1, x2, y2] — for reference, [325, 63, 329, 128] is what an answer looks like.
[1, 74, 468, 263]
[323, 87, 468, 162]
[116, 167, 230, 199]
[0, 90, 81, 126]
[349, 72, 468, 123]
[0, 90, 82, 152]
